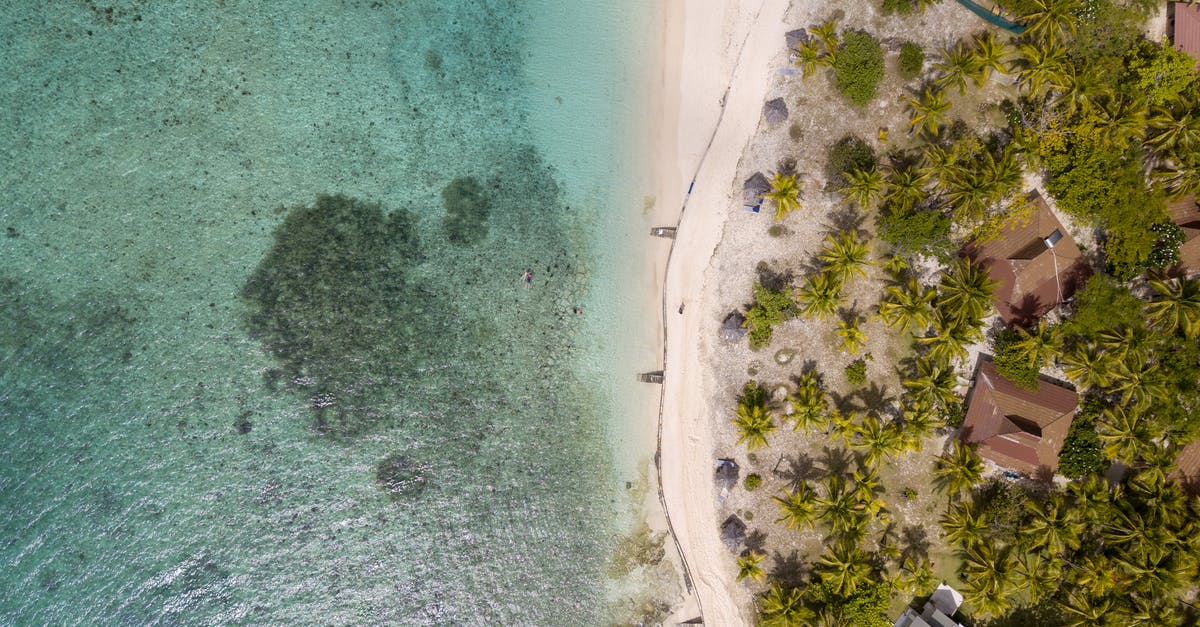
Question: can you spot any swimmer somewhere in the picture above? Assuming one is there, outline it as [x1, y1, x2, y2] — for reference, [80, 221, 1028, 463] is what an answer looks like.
[522, 269, 533, 287]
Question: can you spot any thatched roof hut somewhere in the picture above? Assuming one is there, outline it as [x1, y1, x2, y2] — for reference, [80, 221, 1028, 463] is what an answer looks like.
[785, 29, 809, 50]
[714, 458, 739, 491]
[743, 172, 770, 205]
[720, 515, 747, 551]
[719, 312, 748, 342]
[763, 98, 788, 125]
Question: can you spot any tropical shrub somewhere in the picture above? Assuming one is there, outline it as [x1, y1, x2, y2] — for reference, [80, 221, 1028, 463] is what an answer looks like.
[826, 135, 878, 187]
[898, 42, 925, 78]
[744, 282, 796, 350]
[1146, 221, 1185, 270]
[744, 473, 763, 491]
[1057, 410, 1104, 479]
[992, 328, 1040, 390]
[832, 31, 885, 107]
[877, 205, 953, 259]
[845, 359, 867, 386]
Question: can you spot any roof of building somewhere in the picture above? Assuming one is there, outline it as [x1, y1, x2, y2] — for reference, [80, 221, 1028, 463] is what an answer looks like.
[1171, 440, 1200, 495]
[1173, 2, 1200, 69]
[1168, 195, 1200, 275]
[961, 358, 1078, 475]
[964, 194, 1091, 326]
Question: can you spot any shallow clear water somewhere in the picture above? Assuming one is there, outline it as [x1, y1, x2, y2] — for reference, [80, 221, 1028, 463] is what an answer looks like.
[0, 1, 663, 624]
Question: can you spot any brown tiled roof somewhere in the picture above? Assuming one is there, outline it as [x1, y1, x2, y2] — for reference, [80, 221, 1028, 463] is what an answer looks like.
[1174, 3, 1200, 69]
[1171, 440, 1200, 495]
[1168, 195, 1200, 275]
[961, 358, 1078, 475]
[965, 194, 1091, 326]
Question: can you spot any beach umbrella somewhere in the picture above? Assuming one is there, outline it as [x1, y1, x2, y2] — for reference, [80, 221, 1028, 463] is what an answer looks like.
[743, 172, 771, 205]
[714, 458, 740, 491]
[720, 312, 749, 342]
[763, 97, 789, 125]
[785, 29, 810, 50]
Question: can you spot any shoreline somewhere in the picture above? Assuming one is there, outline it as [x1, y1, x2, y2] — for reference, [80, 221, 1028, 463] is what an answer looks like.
[652, 0, 792, 624]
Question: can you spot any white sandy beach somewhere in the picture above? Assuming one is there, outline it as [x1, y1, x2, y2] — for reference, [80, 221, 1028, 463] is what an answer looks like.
[652, 0, 792, 624]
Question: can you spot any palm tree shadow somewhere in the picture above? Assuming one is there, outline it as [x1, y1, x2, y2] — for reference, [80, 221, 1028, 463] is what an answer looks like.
[899, 525, 931, 564]
[818, 445, 855, 477]
[769, 550, 809, 588]
[775, 452, 823, 489]
[744, 529, 769, 555]
[829, 390, 865, 415]
[855, 381, 895, 414]
[836, 305, 863, 325]
[825, 205, 868, 237]
[756, 264, 795, 293]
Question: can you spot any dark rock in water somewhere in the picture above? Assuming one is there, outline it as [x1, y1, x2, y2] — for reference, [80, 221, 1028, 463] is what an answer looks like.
[235, 413, 252, 434]
[375, 452, 428, 499]
[442, 176, 489, 245]
[5, 226, 18, 238]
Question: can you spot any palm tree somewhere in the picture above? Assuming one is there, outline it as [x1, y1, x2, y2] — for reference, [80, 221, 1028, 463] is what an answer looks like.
[840, 167, 885, 209]
[1021, 0, 1082, 45]
[902, 400, 939, 442]
[1012, 40, 1069, 98]
[818, 475, 867, 535]
[1058, 588, 1116, 627]
[733, 383, 777, 450]
[1010, 320, 1062, 370]
[878, 277, 936, 334]
[1095, 324, 1150, 367]
[828, 408, 861, 448]
[1060, 342, 1112, 391]
[932, 440, 984, 498]
[960, 542, 1018, 618]
[796, 272, 844, 319]
[810, 19, 840, 63]
[765, 172, 803, 221]
[759, 583, 814, 627]
[982, 146, 1022, 197]
[853, 414, 904, 467]
[836, 317, 868, 354]
[1013, 550, 1061, 604]
[815, 540, 873, 596]
[902, 356, 959, 409]
[774, 482, 819, 531]
[918, 310, 982, 365]
[886, 165, 929, 210]
[1145, 276, 1200, 339]
[1108, 360, 1168, 411]
[934, 43, 978, 94]
[1145, 104, 1200, 156]
[1094, 95, 1147, 145]
[1096, 405, 1162, 464]
[1159, 160, 1200, 199]
[906, 85, 951, 136]
[893, 557, 937, 596]
[970, 32, 1008, 85]
[939, 500, 988, 546]
[788, 371, 828, 432]
[1024, 493, 1084, 556]
[937, 258, 997, 324]
[737, 551, 768, 582]
[819, 230, 871, 282]
[940, 165, 994, 222]
[793, 38, 825, 79]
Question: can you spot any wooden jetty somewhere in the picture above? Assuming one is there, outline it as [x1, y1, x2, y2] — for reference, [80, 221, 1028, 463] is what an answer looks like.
[637, 371, 665, 384]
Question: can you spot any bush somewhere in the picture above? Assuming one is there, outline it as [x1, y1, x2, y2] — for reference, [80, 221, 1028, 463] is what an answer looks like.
[992, 328, 1040, 390]
[1147, 220, 1185, 270]
[882, 0, 916, 14]
[898, 42, 924, 79]
[744, 282, 796, 350]
[902, 487, 918, 499]
[744, 473, 763, 491]
[833, 31, 885, 106]
[877, 206, 952, 259]
[1058, 414, 1104, 478]
[845, 359, 868, 386]
[826, 135, 878, 187]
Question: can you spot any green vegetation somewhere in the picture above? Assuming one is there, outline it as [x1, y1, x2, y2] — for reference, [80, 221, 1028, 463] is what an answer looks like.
[898, 42, 925, 79]
[765, 171, 804, 221]
[375, 452, 428, 499]
[992, 328, 1041, 390]
[744, 282, 797, 350]
[737, 551, 768, 582]
[826, 135, 878, 187]
[744, 473, 763, 491]
[833, 31, 885, 106]
[844, 359, 867, 386]
[606, 521, 667, 578]
[733, 381, 776, 450]
[1056, 401, 1104, 479]
[877, 206, 953, 259]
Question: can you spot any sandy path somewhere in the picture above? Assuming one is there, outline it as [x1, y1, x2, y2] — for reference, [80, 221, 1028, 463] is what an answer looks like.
[654, 0, 791, 624]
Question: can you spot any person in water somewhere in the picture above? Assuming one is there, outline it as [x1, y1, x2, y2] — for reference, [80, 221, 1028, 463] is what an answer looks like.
[522, 269, 533, 286]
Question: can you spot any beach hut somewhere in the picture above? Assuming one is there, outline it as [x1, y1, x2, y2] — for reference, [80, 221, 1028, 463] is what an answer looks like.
[785, 28, 809, 50]
[720, 515, 747, 551]
[743, 172, 770, 212]
[763, 98, 788, 125]
[714, 458, 739, 504]
[720, 312, 748, 342]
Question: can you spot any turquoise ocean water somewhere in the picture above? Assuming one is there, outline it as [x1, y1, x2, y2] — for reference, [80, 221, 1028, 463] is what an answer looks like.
[0, 1, 667, 624]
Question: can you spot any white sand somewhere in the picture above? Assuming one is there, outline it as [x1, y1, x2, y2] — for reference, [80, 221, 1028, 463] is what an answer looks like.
[652, 0, 792, 624]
